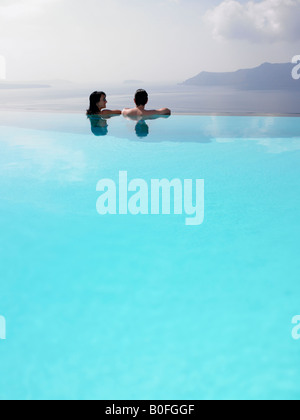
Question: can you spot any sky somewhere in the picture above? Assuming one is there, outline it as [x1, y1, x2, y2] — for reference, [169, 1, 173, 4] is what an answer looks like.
[0, 0, 299, 83]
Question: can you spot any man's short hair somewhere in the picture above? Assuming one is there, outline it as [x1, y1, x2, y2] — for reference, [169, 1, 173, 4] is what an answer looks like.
[135, 89, 148, 106]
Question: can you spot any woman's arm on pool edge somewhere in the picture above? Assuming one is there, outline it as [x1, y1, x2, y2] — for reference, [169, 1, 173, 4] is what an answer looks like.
[101, 109, 122, 116]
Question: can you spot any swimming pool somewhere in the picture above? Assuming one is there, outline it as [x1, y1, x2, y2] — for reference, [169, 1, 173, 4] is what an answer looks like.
[0, 112, 300, 400]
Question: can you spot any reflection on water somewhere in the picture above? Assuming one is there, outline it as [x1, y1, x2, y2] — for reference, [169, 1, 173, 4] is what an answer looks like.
[0, 113, 300, 192]
[87, 115, 108, 137]
[87, 114, 171, 139]
[124, 114, 171, 139]
[135, 120, 149, 138]
[0, 113, 299, 147]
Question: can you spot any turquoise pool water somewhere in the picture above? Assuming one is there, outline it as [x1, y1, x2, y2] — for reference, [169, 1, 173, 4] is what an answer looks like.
[0, 112, 300, 400]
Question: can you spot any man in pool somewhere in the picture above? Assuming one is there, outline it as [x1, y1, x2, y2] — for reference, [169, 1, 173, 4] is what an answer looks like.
[122, 89, 171, 118]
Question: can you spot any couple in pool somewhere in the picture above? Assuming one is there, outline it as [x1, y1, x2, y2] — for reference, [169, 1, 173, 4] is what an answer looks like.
[87, 89, 171, 118]
[87, 89, 171, 138]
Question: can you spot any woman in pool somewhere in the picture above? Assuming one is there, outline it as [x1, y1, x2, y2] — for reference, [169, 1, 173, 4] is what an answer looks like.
[86, 91, 121, 115]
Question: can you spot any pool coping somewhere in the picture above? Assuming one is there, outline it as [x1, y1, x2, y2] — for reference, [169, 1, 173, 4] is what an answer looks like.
[0, 109, 299, 118]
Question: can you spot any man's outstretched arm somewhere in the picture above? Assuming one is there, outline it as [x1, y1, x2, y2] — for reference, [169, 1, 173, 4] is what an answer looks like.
[157, 108, 171, 116]
[144, 108, 171, 116]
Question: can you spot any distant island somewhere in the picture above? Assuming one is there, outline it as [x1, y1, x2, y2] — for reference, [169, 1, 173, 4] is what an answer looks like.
[182, 62, 300, 90]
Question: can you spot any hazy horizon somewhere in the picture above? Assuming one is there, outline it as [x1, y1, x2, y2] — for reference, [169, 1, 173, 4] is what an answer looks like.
[0, 59, 296, 86]
[0, 0, 300, 84]
[0, 83, 299, 116]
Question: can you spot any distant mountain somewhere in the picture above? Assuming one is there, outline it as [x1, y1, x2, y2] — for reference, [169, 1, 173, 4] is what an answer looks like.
[182, 62, 300, 90]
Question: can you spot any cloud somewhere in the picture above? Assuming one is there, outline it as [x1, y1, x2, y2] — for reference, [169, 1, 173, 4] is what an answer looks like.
[204, 0, 300, 43]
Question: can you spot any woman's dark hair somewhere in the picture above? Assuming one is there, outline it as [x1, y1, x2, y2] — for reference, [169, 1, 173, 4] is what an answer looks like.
[86, 91, 106, 115]
[135, 89, 148, 106]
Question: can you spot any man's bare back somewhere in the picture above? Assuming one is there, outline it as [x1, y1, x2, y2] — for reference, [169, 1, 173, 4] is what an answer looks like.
[122, 89, 171, 119]
[122, 107, 171, 118]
